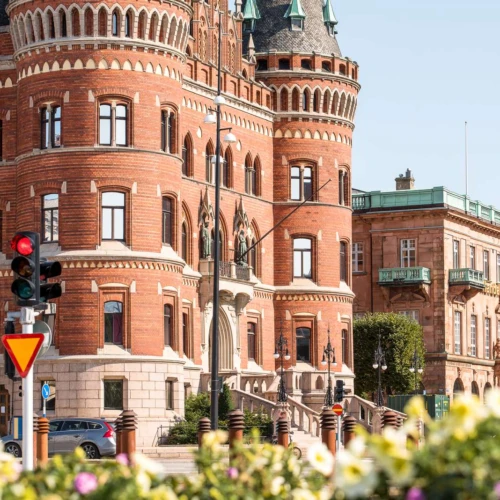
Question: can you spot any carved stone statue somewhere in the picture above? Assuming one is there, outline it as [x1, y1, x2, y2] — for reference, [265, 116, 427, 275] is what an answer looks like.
[201, 222, 211, 258]
[494, 338, 500, 359]
[237, 230, 247, 265]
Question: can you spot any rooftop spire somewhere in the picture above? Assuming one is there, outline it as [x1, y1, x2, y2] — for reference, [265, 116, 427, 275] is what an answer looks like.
[243, 0, 261, 20]
[284, 0, 306, 19]
[322, 0, 338, 32]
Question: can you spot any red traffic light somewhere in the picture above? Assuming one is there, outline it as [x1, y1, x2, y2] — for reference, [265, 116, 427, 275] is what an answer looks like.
[10, 234, 35, 256]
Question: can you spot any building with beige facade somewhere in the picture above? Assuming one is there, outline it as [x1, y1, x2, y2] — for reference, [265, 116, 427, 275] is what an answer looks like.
[353, 171, 500, 401]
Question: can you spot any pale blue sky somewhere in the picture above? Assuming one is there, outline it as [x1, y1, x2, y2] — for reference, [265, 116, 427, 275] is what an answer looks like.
[334, 0, 500, 203]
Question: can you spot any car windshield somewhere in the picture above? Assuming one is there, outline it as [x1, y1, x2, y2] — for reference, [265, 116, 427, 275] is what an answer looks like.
[49, 421, 62, 432]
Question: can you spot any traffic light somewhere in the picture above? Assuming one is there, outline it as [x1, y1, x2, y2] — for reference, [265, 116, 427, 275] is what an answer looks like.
[335, 380, 345, 402]
[40, 259, 62, 302]
[10, 231, 39, 306]
[3, 320, 15, 380]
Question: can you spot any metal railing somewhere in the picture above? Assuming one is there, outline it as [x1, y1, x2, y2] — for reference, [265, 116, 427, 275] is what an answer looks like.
[449, 268, 485, 288]
[219, 261, 232, 278]
[378, 267, 431, 284]
[218, 261, 251, 281]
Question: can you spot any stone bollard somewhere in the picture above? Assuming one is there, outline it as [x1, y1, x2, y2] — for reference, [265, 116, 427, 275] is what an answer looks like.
[121, 409, 138, 458]
[342, 415, 356, 448]
[320, 409, 337, 456]
[197, 417, 211, 448]
[228, 409, 245, 450]
[32, 413, 39, 469]
[37, 417, 49, 465]
[114, 416, 122, 456]
[277, 417, 289, 448]
[382, 410, 402, 430]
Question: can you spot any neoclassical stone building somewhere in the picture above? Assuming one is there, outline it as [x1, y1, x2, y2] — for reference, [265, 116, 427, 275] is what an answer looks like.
[0, 0, 359, 443]
[353, 172, 500, 402]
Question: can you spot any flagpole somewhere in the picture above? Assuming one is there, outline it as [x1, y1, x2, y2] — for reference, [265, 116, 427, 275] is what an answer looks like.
[465, 121, 468, 213]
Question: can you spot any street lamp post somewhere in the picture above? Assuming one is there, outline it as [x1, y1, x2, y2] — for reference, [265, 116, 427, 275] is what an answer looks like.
[372, 332, 387, 407]
[203, 7, 237, 430]
[274, 320, 291, 403]
[321, 326, 337, 408]
[409, 343, 423, 395]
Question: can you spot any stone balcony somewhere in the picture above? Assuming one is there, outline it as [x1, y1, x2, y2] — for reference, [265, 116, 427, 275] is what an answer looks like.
[378, 267, 431, 286]
[449, 269, 485, 289]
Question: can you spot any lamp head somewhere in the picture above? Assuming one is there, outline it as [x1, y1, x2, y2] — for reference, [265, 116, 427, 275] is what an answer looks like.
[214, 95, 226, 105]
[203, 113, 217, 125]
[409, 367, 415, 373]
[372, 363, 378, 369]
[382, 364, 387, 371]
[273, 351, 279, 359]
[223, 132, 237, 143]
[418, 368, 423, 374]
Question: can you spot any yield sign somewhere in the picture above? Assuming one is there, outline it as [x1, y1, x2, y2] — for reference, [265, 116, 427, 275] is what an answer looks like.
[2, 334, 44, 378]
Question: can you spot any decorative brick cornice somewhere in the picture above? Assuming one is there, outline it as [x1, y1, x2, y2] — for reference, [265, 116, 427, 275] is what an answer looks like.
[61, 260, 184, 273]
[254, 290, 273, 300]
[183, 277, 199, 287]
[31, 90, 66, 106]
[275, 293, 353, 303]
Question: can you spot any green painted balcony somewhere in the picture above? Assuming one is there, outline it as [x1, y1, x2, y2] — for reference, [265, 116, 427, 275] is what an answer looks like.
[378, 267, 431, 285]
[449, 269, 485, 289]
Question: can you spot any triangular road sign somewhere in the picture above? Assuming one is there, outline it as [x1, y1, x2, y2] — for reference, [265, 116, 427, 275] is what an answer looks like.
[2, 334, 44, 378]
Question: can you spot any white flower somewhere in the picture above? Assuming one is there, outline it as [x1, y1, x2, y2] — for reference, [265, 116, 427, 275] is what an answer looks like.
[335, 450, 378, 499]
[485, 387, 500, 418]
[132, 453, 165, 478]
[291, 488, 316, 500]
[270, 476, 285, 495]
[306, 443, 334, 476]
[136, 471, 151, 493]
[346, 435, 367, 458]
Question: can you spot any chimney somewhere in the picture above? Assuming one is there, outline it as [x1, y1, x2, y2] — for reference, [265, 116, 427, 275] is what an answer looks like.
[395, 169, 415, 191]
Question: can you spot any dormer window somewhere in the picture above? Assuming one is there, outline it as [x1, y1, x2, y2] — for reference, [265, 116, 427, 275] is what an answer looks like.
[290, 18, 304, 31]
[301, 59, 312, 70]
[243, 19, 255, 33]
[322, 61, 332, 72]
[257, 59, 268, 71]
[279, 58, 290, 70]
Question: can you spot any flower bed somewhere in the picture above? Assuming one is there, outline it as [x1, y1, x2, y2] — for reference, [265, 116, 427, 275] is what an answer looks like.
[0, 391, 499, 498]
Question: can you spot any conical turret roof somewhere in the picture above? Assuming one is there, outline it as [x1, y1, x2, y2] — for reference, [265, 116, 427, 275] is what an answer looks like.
[243, 0, 341, 57]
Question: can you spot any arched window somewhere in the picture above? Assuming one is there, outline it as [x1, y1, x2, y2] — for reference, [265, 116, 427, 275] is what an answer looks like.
[313, 89, 321, 112]
[211, 228, 223, 261]
[323, 91, 330, 114]
[292, 88, 300, 112]
[293, 238, 312, 278]
[340, 241, 348, 282]
[149, 13, 158, 41]
[272, 92, 277, 111]
[164, 304, 172, 346]
[280, 88, 288, 112]
[84, 8, 93, 36]
[453, 378, 464, 397]
[125, 11, 132, 37]
[181, 222, 188, 262]
[59, 10, 67, 37]
[339, 169, 350, 206]
[247, 323, 256, 361]
[205, 142, 214, 183]
[162, 197, 173, 245]
[182, 135, 193, 176]
[36, 12, 45, 40]
[471, 381, 480, 397]
[98, 8, 106, 37]
[71, 8, 80, 36]
[342, 329, 349, 366]
[104, 301, 123, 345]
[332, 92, 339, 115]
[168, 16, 177, 46]
[48, 11, 55, 38]
[252, 157, 260, 196]
[296, 327, 311, 362]
[102, 192, 125, 241]
[112, 11, 119, 36]
[42, 194, 59, 243]
[223, 147, 232, 188]
[138, 11, 147, 39]
[302, 89, 310, 112]
[161, 109, 177, 154]
[248, 237, 257, 274]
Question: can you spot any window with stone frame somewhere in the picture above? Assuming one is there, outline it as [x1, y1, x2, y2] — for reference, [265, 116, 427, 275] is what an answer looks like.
[247, 322, 257, 362]
[340, 241, 348, 282]
[352, 242, 364, 273]
[98, 100, 130, 147]
[470, 245, 476, 270]
[161, 107, 178, 154]
[400, 239, 416, 268]
[205, 141, 214, 183]
[103, 379, 123, 410]
[338, 169, 350, 206]
[162, 196, 174, 246]
[182, 135, 194, 177]
[470, 315, 477, 357]
[101, 191, 125, 242]
[165, 380, 174, 410]
[293, 238, 313, 279]
[296, 327, 311, 362]
[453, 240, 460, 269]
[454, 311, 462, 354]
[290, 165, 314, 201]
[40, 104, 61, 149]
[341, 328, 350, 367]
[104, 301, 123, 345]
[182, 309, 193, 360]
[484, 250, 490, 280]
[42, 194, 59, 243]
[485, 317, 491, 359]
[164, 304, 172, 346]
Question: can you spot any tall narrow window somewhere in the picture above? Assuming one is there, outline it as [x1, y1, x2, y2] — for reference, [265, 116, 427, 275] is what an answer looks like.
[42, 194, 59, 242]
[0, 120, 3, 160]
[291, 167, 301, 200]
[164, 304, 172, 346]
[247, 323, 256, 361]
[165, 381, 174, 410]
[453, 240, 460, 269]
[205, 143, 214, 183]
[470, 246, 475, 269]
[454, 311, 461, 354]
[104, 380, 123, 410]
[40, 106, 61, 149]
[245, 154, 253, 194]
[162, 197, 173, 245]
[342, 329, 348, 366]
[280, 88, 289, 111]
[248, 237, 257, 275]
[99, 103, 129, 147]
[52, 106, 61, 147]
[182, 312, 190, 358]
[470, 315, 477, 357]
[181, 223, 187, 261]
[293, 238, 312, 278]
[125, 11, 132, 37]
[340, 241, 347, 282]
[102, 192, 125, 241]
[99, 104, 112, 146]
[112, 11, 119, 36]
[223, 148, 232, 188]
[296, 327, 311, 362]
[401, 239, 416, 267]
[211, 228, 223, 261]
[40, 107, 49, 149]
[352, 242, 364, 273]
[303, 167, 312, 200]
[161, 111, 175, 153]
[60, 11, 67, 37]
[115, 104, 128, 146]
[302, 90, 310, 111]
[484, 250, 490, 280]
[485, 318, 491, 359]
[104, 301, 123, 345]
[338, 170, 345, 205]
[292, 88, 300, 111]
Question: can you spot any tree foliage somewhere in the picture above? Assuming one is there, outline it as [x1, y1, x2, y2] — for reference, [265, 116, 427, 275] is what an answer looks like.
[353, 313, 425, 399]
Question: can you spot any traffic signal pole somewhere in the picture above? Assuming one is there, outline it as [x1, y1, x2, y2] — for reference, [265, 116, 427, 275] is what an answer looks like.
[20, 307, 35, 471]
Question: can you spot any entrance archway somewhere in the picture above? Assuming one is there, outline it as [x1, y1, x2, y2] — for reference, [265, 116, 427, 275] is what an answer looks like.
[209, 308, 234, 371]
[471, 381, 480, 398]
[453, 378, 464, 399]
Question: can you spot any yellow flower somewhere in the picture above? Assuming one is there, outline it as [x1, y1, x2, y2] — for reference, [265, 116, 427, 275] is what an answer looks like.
[202, 430, 228, 449]
[306, 443, 334, 476]
[335, 449, 378, 499]
[291, 488, 317, 500]
[270, 476, 285, 495]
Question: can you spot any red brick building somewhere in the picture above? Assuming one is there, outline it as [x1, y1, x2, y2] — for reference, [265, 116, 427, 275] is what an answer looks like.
[0, 0, 359, 442]
[353, 172, 499, 402]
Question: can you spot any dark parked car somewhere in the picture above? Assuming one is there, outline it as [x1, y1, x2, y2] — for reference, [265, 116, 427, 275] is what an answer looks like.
[1, 418, 116, 459]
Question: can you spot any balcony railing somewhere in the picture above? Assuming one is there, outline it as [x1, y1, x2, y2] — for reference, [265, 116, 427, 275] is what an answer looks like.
[378, 267, 431, 285]
[219, 261, 251, 281]
[449, 268, 485, 288]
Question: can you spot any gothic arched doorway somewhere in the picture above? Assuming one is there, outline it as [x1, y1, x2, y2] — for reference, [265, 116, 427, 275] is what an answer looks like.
[209, 308, 234, 371]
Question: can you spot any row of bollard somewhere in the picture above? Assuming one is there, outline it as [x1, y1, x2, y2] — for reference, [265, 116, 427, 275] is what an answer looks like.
[115, 409, 138, 458]
[196, 408, 413, 457]
[31, 413, 50, 467]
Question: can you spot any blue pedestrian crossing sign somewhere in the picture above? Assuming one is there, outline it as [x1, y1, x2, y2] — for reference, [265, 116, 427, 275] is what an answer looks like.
[41, 383, 50, 400]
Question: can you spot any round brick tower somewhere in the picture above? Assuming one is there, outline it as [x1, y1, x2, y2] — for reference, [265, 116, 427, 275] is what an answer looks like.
[243, 0, 360, 408]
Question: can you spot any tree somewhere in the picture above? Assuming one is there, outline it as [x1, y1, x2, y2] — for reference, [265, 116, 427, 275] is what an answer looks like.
[219, 383, 234, 421]
[353, 313, 425, 400]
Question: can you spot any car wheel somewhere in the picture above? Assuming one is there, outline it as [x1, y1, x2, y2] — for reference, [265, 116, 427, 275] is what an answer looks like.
[5, 443, 21, 458]
[81, 443, 100, 460]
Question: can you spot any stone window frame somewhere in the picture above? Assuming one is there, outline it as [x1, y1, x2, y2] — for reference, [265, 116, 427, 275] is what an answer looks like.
[400, 238, 417, 268]
[246, 313, 261, 366]
[100, 189, 129, 243]
[99, 287, 130, 350]
[338, 167, 351, 207]
[36, 99, 63, 151]
[292, 235, 316, 282]
[162, 292, 177, 351]
[289, 161, 316, 202]
[102, 377, 128, 415]
[182, 133, 194, 177]
[470, 314, 477, 357]
[454, 310, 462, 355]
[291, 316, 316, 366]
[182, 302, 193, 360]
[165, 377, 178, 411]
[340, 239, 349, 284]
[41, 193, 60, 243]
[485, 316, 491, 360]
[160, 104, 179, 155]
[352, 242, 364, 273]
[97, 97, 133, 148]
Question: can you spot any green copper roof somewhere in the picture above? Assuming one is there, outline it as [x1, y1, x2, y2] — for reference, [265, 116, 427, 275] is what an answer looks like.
[243, 0, 261, 20]
[322, 0, 337, 25]
[284, 0, 306, 19]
